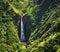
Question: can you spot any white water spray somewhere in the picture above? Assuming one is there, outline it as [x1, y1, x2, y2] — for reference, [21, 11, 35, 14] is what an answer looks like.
[21, 15, 26, 42]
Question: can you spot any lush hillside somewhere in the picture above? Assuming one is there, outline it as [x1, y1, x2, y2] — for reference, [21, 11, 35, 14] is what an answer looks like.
[0, 0, 60, 52]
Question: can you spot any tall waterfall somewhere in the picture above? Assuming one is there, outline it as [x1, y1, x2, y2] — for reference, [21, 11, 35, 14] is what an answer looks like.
[21, 16, 26, 42]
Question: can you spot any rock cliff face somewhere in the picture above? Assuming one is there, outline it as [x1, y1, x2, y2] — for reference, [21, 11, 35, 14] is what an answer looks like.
[23, 15, 32, 42]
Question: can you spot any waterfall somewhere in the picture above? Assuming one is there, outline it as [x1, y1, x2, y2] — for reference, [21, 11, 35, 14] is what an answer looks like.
[21, 16, 26, 42]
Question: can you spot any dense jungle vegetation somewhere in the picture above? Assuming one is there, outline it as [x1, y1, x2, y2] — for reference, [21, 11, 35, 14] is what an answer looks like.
[0, 0, 60, 52]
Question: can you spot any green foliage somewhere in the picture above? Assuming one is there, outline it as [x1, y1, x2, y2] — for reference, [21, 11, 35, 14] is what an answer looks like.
[56, 48, 60, 52]
[0, 0, 21, 52]
[0, 0, 60, 52]
[0, 44, 14, 52]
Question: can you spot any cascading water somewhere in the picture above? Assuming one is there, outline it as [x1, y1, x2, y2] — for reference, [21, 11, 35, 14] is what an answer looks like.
[21, 15, 26, 42]
[20, 14, 27, 47]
